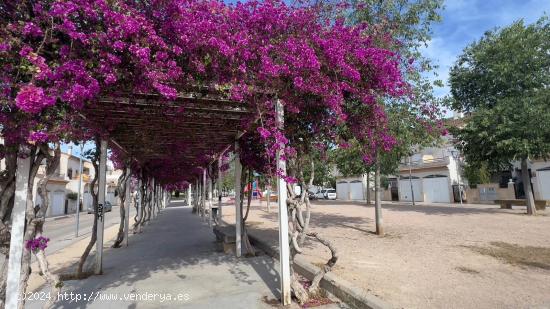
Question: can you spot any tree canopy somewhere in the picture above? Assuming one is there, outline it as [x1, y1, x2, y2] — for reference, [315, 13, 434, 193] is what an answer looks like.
[449, 16, 550, 168]
[0, 0, 424, 189]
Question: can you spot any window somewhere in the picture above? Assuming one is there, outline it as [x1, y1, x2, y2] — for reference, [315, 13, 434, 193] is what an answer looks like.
[67, 168, 73, 179]
[499, 171, 512, 188]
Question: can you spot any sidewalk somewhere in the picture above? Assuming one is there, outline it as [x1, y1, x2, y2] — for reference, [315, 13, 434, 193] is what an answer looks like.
[26, 201, 285, 309]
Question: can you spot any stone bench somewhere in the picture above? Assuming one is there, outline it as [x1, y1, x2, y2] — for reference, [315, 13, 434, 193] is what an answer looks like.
[494, 199, 548, 210]
[213, 225, 236, 254]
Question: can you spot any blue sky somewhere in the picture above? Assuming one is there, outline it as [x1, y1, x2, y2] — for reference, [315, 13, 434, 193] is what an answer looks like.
[424, 0, 550, 98]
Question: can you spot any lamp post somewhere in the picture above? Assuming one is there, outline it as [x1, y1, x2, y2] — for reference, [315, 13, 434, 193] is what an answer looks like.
[408, 156, 415, 206]
[75, 143, 84, 237]
[450, 150, 463, 206]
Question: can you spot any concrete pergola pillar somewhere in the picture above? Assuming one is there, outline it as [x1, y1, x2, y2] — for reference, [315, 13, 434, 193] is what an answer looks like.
[187, 185, 192, 207]
[276, 99, 291, 305]
[95, 139, 108, 275]
[138, 177, 143, 233]
[124, 167, 131, 247]
[194, 179, 199, 215]
[217, 157, 223, 222]
[5, 146, 31, 309]
[234, 141, 242, 257]
[201, 168, 207, 220]
[208, 165, 213, 227]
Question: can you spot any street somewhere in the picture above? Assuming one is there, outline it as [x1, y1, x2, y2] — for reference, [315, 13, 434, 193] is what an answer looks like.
[42, 206, 123, 255]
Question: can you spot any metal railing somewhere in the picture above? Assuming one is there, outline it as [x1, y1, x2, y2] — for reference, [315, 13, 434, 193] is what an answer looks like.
[399, 156, 450, 170]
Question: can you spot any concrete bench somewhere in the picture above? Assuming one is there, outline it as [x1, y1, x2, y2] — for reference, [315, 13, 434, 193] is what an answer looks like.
[494, 199, 548, 210]
[213, 225, 236, 254]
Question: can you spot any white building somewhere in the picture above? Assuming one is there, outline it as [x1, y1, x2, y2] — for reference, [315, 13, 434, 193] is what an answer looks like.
[33, 149, 97, 217]
[335, 144, 464, 204]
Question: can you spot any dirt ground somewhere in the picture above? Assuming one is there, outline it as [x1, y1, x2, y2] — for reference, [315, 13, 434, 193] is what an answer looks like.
[221, 199, 550, 309]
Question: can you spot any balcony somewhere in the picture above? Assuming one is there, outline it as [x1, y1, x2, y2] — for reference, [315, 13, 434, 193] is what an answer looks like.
[70, 173, 92, 182]
[49, 173, 70, 183]
[399, 156, 450, 171]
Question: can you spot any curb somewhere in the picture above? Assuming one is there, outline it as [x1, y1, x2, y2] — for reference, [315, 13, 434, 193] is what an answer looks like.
[246, 233, 393, 309]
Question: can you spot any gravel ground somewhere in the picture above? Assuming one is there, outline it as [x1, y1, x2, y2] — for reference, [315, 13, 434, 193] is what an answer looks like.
[221, 199, 550, 309]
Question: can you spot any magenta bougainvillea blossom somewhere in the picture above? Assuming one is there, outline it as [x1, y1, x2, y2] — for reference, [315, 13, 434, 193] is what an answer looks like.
[25, 236, 49, 253]
[15, 85, 55, 114]
[0, 0, 441, 187]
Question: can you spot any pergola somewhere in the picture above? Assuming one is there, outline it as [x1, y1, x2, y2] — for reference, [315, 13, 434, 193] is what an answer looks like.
[7, 92, 292, 307]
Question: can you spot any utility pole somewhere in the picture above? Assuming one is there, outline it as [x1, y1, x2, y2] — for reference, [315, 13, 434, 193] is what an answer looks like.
[75, 143, 84, 237]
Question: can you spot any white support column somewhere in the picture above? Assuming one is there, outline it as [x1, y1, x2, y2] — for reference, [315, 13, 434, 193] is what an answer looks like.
[138, 178, 143, 233]
[276, 99, 291, 305]
[202, 168, 207, 220]
[95, 139, 108, 275]
[217, 158, 223, 223]
[187, 185, 192, 207]
[194, 180, 199, 214]
[124, 168, 131, 247]
[234, 141, 242, 257]
[5, 148, 31, 309]
[161, 189, 165, 209]
[208, 165, 213, 227]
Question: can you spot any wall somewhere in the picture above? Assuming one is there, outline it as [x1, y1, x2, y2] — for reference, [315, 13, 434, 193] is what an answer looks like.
[464, 183, 515, 204]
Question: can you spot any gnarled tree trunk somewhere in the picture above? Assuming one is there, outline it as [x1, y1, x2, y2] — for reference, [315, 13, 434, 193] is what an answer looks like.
[286, 157, 338, 305]
[0, 145, 18, 307]
[521, 158, 537, 215]
[63, 138, 101, 280]
[18, 144, 60, 309]
[112, 166, 130, 248]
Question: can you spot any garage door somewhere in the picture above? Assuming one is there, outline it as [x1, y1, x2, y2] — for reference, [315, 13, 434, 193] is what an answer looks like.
[422, 175, 451, 203]
[399, 177, 422, 202]
[51, 191, 66, 216]
[349, 181, 364, 200]
[336, 181, 349, 200]
[84, 192, 93, 209]
[537, 169, 550, 200]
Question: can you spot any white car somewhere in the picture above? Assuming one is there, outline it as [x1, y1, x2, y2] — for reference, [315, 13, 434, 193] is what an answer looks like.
[325, 189, 337, 200]
[315, 189, 327, 199]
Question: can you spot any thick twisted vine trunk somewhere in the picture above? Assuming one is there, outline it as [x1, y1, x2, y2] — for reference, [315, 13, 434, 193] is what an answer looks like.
[132, 178, 144, 233]
[241, 168, 256, 256]
[287, 158, 339, 304]
[133, 178, 148, 233]
[0, 146, 18, 306]
[143, 182, 153, 223]
[140, 178, 151, 225]
[64, 138, 100, 279]
[112, 166, 130, 248]
[18, 144, 60, 309]
[34, 247, 62, 309]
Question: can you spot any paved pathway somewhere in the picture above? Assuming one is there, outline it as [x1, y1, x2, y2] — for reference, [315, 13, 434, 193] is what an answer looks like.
[27, 201, 284, 308]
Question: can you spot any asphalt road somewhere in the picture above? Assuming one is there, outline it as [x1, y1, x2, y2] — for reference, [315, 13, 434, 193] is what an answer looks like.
[42, 206, 122, 255]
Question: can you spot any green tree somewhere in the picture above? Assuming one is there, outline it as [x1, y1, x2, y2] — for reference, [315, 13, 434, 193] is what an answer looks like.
[463, 162, 491, 188]
[449, 17, 550, 215]
[302, 151, 336, 188]
[339, 0, 445, 235]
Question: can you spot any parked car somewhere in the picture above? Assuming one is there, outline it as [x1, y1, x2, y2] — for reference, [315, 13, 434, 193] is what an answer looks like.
[308, 191, 317, 200]
[315, 189, 327, 199]
[87, 201, 112, 214]
[325, 189, 337, 200]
